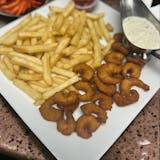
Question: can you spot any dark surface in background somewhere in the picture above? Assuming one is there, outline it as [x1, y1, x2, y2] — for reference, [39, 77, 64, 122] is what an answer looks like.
[0, 154, 17, 160]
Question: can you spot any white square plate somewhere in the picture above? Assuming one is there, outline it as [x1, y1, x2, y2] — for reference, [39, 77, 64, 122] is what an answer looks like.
[0, 0, 160, 160]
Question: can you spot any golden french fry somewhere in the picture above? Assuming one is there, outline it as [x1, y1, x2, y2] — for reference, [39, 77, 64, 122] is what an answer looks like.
[87, 19, 102, 67]
[43, 75, 80, 99]
[29, 83, 49, 93]
[102, 38, 115, 55]
[87, 13, 104, 20]
[78, 28, 91, 48]
[3, 56, 14, 72]
[9, 51, 42, 65]
[0, 59, 16, 80]
[63, 46, 76, 56]
[18, 72, 42, 81]
[42, 53, 52, 85]
[0, 15, 32, 44]
[71, 11, 86, 46]
[60, 16, 72, 35]
[53, 14, 64, 31]
[34, 99, 45, 106]
[94, 20, 103, 38]
[18, 32, 44, 38]
[23, 39, 30, 46]
[0, 47, 13, 55]
[49, 6, 63, 13]
[99, 18, 111, 42]
[52, 67, 76, 78]
[11, 57, 43, 73]
[13, 79, 42, 100]
[63, 1, 75, 17]
[16, 39, 23, 46]
[13, 43, 57, 54]
[50, 37, 70, 66]
[67, 13, 80, 36]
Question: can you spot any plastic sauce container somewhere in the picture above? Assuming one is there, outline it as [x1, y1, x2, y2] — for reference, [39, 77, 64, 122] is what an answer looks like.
[73, 0, 98, 11]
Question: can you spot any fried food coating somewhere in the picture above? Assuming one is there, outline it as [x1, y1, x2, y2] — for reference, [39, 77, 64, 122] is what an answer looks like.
[120, 78, 150, 95]
[97, 63, 123, 84]
[57, 112, 76, 135]
[76, 115, 100, 139]
[113, 33, 123, 42]
[113, 90, 139, 106]
[74, 81, 95, 101]
[105, 51, 125, 65]
[73, 63, 94, 81]
[126, 56, 145, 68]
[122, 62, 142, 78]
[39, 95, 62, 121]
[81, 103, 107, 123]
[93, 74, 116, 96]
[111, 42, 128, 55]
[54, 91, 79, 106]
[92, 93, 113, 110]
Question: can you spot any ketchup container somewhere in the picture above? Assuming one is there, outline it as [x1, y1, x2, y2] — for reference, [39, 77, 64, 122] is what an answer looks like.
[73, 0, 98, 11]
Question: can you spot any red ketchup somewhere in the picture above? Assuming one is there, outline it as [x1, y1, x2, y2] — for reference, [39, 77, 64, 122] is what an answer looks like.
[73, 0, 98, 11]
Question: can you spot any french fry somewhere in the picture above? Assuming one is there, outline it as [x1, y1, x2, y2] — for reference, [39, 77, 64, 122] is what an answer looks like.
[63, 1, 75, 17]
[87, 19, 102, 67]
[17, 72, 42, 81]
[50, 37, 70, 66]
[34, 99, 45, 106]
[18, 32, 44, 38]
[13, 43, 57, 54]
[87, 13, 104, 20]
[13, 79, 42, 100]
[43, 75, 80, 99]
[99, 18, 111, 42]
[0, 14, 32, 44]
[11, 57, 43, 73]
[3, 56, 14, 72]
[94, 20, 103, 38]
[52, 67, 76, 78]
[9, 51, 42, 65]
[49, 6, 63, 13]
[0, 59, 16, 80]
[71, 11, 86, 46]
[42, 53, 52, 85]
[78, 28, 91, 48]
[53, 14, 64, 31]
[0, 47, 13, 55]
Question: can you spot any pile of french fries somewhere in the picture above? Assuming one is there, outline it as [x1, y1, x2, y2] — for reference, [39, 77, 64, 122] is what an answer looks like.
[0, 1, 114, 106]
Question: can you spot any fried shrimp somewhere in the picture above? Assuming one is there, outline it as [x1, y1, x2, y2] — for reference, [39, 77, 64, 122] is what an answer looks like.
[74, 81, 95, 101]
[113, 33, 123, 42]
[81, 103, 107, 123]
[126, 56, 145, 68]
[93, 75, 116, 96]
[92, 93, 113, 110]
[97, 63, 123, 84]
[113, 90, 139, 106]
[73, 63, 94, 81]
[105, 51, 125, 65]
[53, 91, 79, 106]
[120, 78, 150, 95]
[111, 42, 128, 55]
[39, 95, 62, 121]
[76, 115, 100, 139]
[57, 112, 76, 135]
[122, 62, 142, 78]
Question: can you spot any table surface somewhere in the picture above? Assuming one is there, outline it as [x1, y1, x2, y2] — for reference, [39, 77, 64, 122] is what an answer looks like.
[0, 0, 160, 160]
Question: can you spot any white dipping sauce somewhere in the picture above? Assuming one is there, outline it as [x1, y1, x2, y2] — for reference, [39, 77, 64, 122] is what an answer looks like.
[122, 16, 160, 49]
